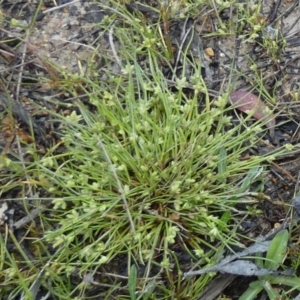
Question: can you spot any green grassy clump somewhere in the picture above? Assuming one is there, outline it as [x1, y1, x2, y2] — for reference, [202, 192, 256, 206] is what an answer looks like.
[26, 24, 277, 300]
[0, 1, 297, 299]
[38, 69, 273, 298]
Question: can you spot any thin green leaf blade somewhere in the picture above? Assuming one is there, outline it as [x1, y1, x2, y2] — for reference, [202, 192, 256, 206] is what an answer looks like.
[218, 147, 227, 183]
[128, 265, 137, 300]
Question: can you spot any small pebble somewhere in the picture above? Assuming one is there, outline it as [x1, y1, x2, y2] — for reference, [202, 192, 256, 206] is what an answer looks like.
[205, 47, 214, 57]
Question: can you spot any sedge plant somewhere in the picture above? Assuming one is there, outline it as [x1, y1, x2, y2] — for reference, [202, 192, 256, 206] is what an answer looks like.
[0, 0, 298, 299]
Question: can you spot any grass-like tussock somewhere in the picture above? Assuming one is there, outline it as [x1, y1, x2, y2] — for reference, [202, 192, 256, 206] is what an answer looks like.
[0, 1, 298, 299]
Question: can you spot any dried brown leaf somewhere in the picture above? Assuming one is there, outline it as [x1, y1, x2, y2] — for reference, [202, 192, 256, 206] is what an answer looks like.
[229, 90, 275, 138]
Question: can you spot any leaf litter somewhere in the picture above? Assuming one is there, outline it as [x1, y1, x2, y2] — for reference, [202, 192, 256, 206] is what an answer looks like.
[229, 90, 276, 139]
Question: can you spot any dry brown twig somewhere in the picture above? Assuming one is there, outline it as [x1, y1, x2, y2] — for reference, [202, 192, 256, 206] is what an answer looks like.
[15, 31, 29, 102]
[43, 0, 81, 13]
[108, 25, 123, 69]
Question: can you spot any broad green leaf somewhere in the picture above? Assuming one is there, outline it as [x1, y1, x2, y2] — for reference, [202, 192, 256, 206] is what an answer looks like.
[265, 230, 288, 270]
[254, 252, 264, 269]
[262, 280, 280, 299]
[239, 167, 263, 193]
[239, 280, 264, 300]
[218, 211, 231, 231]
[269, 276, 300, 290]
